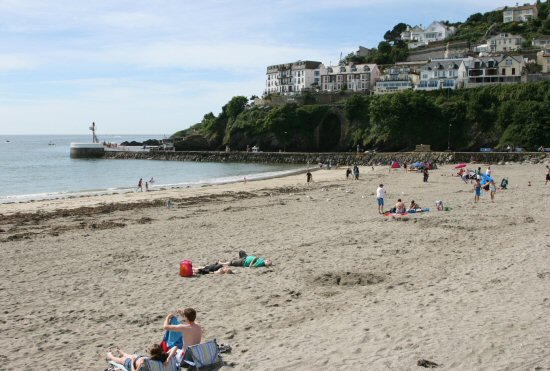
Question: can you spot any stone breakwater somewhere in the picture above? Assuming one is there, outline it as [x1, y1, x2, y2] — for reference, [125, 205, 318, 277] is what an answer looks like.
[104, 150, 549, 165]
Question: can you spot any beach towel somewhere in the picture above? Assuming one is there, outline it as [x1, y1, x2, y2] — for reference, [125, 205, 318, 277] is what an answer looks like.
[383, 211, 408, 217]
[160, 316, 183, 352]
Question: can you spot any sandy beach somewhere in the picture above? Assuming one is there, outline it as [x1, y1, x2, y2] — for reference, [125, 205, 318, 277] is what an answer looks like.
[1, 162, 550, 370]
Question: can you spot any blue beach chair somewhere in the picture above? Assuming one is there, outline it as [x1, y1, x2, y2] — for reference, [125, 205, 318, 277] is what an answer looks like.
[181, 340, 222, 370]
[108, 357, 180, 371]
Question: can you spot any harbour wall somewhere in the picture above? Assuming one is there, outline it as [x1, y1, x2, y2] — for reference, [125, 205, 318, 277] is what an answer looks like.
[104, 150, 549, 165]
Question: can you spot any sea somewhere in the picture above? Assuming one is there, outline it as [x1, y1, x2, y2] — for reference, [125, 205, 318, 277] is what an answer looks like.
[0, 135, 304, 204]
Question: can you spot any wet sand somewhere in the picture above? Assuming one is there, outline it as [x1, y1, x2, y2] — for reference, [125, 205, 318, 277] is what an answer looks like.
[1, 163, 550, 370]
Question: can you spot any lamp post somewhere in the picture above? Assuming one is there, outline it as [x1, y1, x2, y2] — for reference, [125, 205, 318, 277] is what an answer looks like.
[447, 123, 452, 151]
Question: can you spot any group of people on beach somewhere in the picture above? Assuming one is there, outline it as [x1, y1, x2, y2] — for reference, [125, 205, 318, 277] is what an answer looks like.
[107, 308, 202, 370]
[192, 250, 272, 275]
[136, 177, 155, 192]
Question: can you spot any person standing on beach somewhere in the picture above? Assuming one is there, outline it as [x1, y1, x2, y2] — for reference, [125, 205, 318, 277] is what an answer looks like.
[137, 178, 143, 192]
[145, 182, 149, 192]
[474, 179, 481, 203]
[306, 170, 312, 183]
[163, 308, 202, 353]
[423, 168, 429, 182]
[490, 180, 496, 202]
[546, 165, 549, 185]
[376, 184, 385, 214]
[353, 164, 359, 180]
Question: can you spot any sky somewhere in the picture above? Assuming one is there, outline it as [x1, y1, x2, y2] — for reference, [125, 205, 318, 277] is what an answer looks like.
[0, 0, 514, 135]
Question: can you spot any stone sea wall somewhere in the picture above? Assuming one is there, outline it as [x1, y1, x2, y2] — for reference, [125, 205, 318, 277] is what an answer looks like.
[104, 150, 549, 165]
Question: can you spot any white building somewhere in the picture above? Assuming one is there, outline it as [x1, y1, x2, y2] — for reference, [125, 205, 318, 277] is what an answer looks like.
[416, 59, 463, 91]
[320, 63, 380, 93]
[503, 3, 538, 23]
[487, 33, 525, 52]
[400, 21, 456, 49]
[532, 36, 550, 48]
[265, 60, 323, 95]
[374, 67, 417, 94]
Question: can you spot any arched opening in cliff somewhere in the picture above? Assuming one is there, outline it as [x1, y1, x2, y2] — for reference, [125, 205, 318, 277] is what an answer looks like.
[317, 113, 341, 151]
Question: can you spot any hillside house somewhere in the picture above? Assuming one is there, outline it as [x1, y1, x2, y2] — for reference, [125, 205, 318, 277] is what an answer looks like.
[503, 3, 538, 23]
[458, 55, 524, 87]
[537, 48, 550, 73]
[400, 21, 456, 49]
[375, 67, 417, 94]
[416, 58, 463, 90]
[320, 63, 380, 93]
[488, 33, 525, 52]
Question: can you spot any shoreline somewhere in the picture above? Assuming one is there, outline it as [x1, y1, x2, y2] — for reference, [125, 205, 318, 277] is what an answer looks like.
[0, 166, 310, 208]
[2, 162, 550, 369]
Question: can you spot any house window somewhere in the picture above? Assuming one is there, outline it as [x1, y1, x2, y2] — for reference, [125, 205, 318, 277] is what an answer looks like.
[512, 68, 516, 75]
[502, 68, 506, 75]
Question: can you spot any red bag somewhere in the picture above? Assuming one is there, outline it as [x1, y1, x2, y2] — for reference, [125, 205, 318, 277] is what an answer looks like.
[179, 259, 193, 277]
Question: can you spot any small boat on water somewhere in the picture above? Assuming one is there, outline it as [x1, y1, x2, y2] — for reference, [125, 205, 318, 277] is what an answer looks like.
[48, 141, 55, 146]
[5, 140, 10, 143]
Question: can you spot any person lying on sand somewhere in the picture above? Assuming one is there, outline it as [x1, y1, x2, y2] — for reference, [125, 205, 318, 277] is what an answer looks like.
[221, 250, 272, 268]
[107, 343, 178, 371]
[193, 263, 233, 275]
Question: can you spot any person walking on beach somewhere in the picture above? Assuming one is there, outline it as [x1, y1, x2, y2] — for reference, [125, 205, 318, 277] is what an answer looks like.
[376, 184, 385, 214]
[353, 164, 359, 180]
[163, 308, 202, 353]
[546, 165, 550, 185]
[423, 168, 429, 182]
[306, 170, 313, 183]
[137, 178, 143, 192]
[474, 179, 481, 203]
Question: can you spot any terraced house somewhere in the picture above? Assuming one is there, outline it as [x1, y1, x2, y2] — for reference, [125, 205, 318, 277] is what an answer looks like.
[319, 63, 380, 93]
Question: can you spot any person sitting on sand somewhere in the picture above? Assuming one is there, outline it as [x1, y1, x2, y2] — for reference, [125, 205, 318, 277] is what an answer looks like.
[193, 263, 233, 275]
[394, 199, 406, 213]
[408, 200, 421, 211]
[222, 250, 272, 268]
[163, 308, 202, 354]
[500, 177, 508, 190]
[107, 343, 178, 371]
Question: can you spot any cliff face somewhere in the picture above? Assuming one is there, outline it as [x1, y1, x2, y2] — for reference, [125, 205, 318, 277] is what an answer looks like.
[173, 81, 550, 153]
